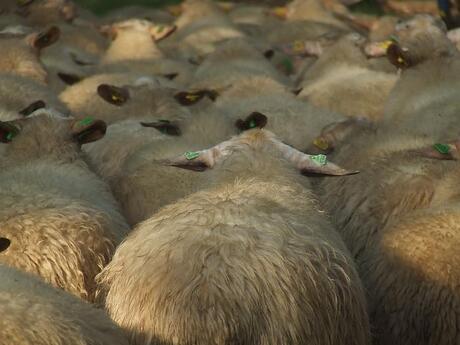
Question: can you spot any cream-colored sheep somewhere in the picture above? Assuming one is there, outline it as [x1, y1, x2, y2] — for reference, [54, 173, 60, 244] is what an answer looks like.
[284, 0, 351, 30]
[100, 19, 175, 64]
[97, 128, 369, 345]
[214, 75, 345, 149]
[380, 16, 460, 139]
[318, 130, 460, 262]
[297, 33, 398, 121]
[59, 73, 185, 124]
[164, 0, 244, 57]
[189, 37, 292, 90]
[0, 26, 60, 84]
[13, 0, 76, 27]
[0, 73, 69, 121]
[0, 112, 129, 301]
[0, 265, 129, 345]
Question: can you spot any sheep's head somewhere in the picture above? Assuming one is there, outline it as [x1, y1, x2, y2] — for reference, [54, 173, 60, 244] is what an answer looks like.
[0, 111, 106, 163]
[160, 114, 359, 177]
[95, 79, 189, 124]
[0, 26, 60, 83]
[100, 19, 176, 42]
[15, 0, 77, 24]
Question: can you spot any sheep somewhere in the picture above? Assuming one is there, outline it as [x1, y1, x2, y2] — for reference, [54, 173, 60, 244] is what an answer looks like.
[0, 111, 129, 302]
[380, 15, 460, 139]
[213, 75, 345, 150]
[100, 19, 176, 64]
[361, 198, 460, 345]
[164, 0, 245, 57]
[0, 26, 60, 84]
[0, 265, 130, 345]
[60, 74, 190, 125]
[297, 33, 398, 121]
[86, 108, 237, 225]
[0, 73, 69, 121]
[189, 37, 292, 91]
[96, 128, 370, 345]
[13, 0, 77, 27]
[282, 0, 352, 30]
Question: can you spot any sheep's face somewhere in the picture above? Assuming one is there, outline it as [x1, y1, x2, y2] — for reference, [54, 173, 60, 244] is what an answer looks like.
[0, 111, 106, 162]
[16, 0, 76, 24]
[161, 112, 359, 177]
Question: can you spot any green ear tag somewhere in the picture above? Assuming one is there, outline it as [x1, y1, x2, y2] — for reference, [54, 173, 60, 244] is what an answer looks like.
[6, 132, 15, 141]
[281, 58, 294, 73]
[310, 154, 327, 166]
[248, 120, 256, 128]
[78, 117, 94, 127]
[389, 35, 400, 43]
[433, 143, 450, 154]
[184, 151, 200, 160]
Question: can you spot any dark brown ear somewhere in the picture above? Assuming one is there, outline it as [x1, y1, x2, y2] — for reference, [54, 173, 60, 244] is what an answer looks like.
[387, 43, 412, 69]
[0, 237, 10, 252]
[264, 49, 275, 59]
[416, 142, 460, 160]
[140, 120, 181, 136]
[58, 72, 81, 85]
[99, 25, 117, 40]
[292, 88, 303, 95]
[19, 100, 45, 116]
[97, 84, 130, 106]
[161, 73, 178, 80]
[174, 90, 218, 106]
[72, 117, 107, 145]
[0, 121, 20, 143]
[235, 112, 268, 132]
[30, 26, 60, 50]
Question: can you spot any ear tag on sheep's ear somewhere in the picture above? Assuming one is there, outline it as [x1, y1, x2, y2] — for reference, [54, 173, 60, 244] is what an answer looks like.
[313, 137, 329, 151]
[77, 117, 94, 128]
[279, 58, 294, 74]
[293, 40, 305, 53]
[186, 94, 200, 102]
[310, 154, 327, 166]
[433, 143, 451, 154]
[0, 123, 20, 143]
[184, 151, 200, 160]
[379, 40, 393, 50]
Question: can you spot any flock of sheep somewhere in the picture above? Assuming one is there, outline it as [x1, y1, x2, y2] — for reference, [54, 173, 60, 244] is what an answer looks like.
[0, 0, 459, 344]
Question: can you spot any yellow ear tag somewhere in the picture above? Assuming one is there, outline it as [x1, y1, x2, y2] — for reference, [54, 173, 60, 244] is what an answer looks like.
[293, 41, 305, 53]
[111, 95, 121, 102]
[185, 94, 200, 102]
[313, 137, 329, 151]
[273, 7, 287, 17]
[397, 56, 405, 64]
[380, 40, 393, 50]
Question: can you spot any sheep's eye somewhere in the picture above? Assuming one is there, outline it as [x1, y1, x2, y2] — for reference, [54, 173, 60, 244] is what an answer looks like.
[19, 100, 46, 116]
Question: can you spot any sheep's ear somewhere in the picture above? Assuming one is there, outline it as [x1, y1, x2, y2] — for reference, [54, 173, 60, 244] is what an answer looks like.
[416, 142, 460, 160]
[97, 84, 130, 106]
[27, 26, 60, 50]
[292, 88, 303, 95]
[161, 73, 178, 80]
[163, 151, 211, 171]
[174, 90, 218, 106]
[19, 100, 46, 116]
[309, 118, 373, 154]
[264, 49, 275, 59]
[57, 72, 81, 85]
[150, 24, 177, 42]
[0, 237, 10, 252]
[271, 6, 287, 19]
[72, 117, 107, 145]
[0, 121, 20, 143]
[235, 112, 268, 132]
[140, 120, 181, 136]
[387, 42, 412, 69]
